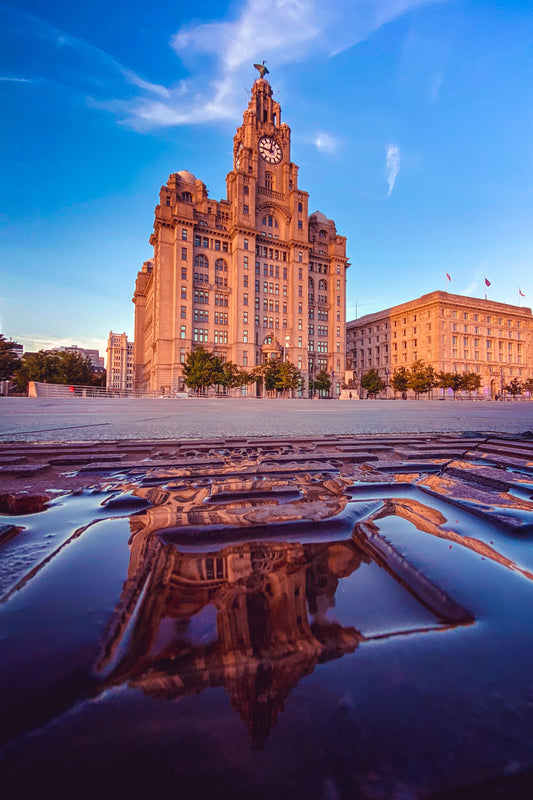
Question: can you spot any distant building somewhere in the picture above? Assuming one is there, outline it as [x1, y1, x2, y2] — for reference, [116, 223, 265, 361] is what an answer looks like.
[106, 332, 134, 392]
[59, 344, 105, 373]
[6, 339, 23, 358]
[133, 71, 349, 396]
[346, 291, 533, 398]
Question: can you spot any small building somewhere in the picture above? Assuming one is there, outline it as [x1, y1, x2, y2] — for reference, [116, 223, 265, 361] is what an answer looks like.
[346, 291, 533, 398]
[106, 332, 134, 392]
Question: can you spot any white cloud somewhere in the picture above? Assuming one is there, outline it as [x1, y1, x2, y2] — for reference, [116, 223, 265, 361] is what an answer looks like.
[1, 0, 439, 130]
[0, 76, 31, 82]
[385, 143, 400, 195]
[17, 334, 108, 354]
[314, 132, 338, 154]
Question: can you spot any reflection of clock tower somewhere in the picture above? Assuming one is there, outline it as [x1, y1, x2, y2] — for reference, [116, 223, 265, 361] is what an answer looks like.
[133, 70, 349, 395]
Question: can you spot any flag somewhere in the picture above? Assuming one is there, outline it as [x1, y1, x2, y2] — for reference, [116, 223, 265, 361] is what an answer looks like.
[519, 288, 525, 297]
[446, 273, 451, 282]
[485, 278, 491, 287]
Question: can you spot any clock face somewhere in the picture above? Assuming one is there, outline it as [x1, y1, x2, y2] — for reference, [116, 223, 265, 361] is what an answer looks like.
[258, 136, 283, 164]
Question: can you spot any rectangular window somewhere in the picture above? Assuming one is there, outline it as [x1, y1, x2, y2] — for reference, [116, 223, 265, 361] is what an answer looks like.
[244, 238, 249, 250]
[181, 267, 187, 279]
[243, 205, 249, 214]
[181, 286, 186, 299]
[181, 248, 187, 261]
[182, 229, 188, 241]
[202, 237, 209, 248]
[180, 325, 186, 339]
[194, 234, 201, 246]
[214, 240, 220, 250]
[181, 306, 186, 319]
[243, 293, 248, 306]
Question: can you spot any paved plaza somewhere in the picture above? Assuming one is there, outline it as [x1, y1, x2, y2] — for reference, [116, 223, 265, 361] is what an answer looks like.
[1, 397, 533, 442]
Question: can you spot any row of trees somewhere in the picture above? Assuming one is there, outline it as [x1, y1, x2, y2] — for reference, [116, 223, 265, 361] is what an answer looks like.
[359, 360, 533, 399]
[0, 335, 105, 392]
[182, 347, 332, 396]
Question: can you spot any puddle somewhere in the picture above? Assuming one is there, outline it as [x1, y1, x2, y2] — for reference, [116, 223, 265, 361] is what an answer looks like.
[2, 468, 533, 798]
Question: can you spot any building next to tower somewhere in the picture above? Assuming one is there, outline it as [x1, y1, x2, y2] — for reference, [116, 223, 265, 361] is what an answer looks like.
[345, 290, 533, 399]
[133, 70, 349, 396]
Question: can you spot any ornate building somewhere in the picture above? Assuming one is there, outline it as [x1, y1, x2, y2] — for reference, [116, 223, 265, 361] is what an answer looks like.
[133, 70, 349, 395]
[346, 291, 533, 398]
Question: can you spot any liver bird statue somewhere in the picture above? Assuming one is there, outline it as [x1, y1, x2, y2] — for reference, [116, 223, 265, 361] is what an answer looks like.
[254, 61, 269, 79]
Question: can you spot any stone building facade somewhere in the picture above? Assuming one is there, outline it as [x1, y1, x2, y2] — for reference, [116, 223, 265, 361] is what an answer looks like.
[133, 74, 349, 395]
[346, 291, 533, 398]
[106, 331, 134, 392]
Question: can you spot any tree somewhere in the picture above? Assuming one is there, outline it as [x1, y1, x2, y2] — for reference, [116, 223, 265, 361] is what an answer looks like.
[461, 371, 482, 398]
[360, 368, 385, 398]
[183, 347, 224, 392]
[219, 361, 249, 390]
[390, 366, 409, 397]
[311, 369, 331, 396]
[523, 377, 533, 399]
[0, 335, 21, 380]
[437, 371, 463, 399]
[407, 360, 436, 398]
[504, 377, 523, 397]
[277, 360, 302, 395]
[13, 350, 62, 392]
[253, 358, 302, 396]
[57, 351, 93, 386]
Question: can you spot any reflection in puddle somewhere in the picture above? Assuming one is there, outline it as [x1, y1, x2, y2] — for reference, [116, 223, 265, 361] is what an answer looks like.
[2, 464, 533, 798]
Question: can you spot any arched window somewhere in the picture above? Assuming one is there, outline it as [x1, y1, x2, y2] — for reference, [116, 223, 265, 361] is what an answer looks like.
[264, 335, 273, 345]
[215, 258, 228, 272]
[194, 254, 209, 269]
[182, 191, 192, 202]
[319, 229, 327, 239]
[318, 279, 327, 291]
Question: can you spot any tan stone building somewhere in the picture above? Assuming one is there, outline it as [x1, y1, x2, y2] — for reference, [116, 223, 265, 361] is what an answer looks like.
[133, 73, 349, 395]
[106, 331, 134, 392]
[346, 291, 533, 398]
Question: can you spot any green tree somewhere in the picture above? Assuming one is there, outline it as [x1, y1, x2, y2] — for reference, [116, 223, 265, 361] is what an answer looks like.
[522, 377, 533, 399]
[461, 371, 482, 398]
[219, 361, 248, 390]
[57, 351, 93, 385]
[0, 335, 21, 380]
[183, 347, 224, 392]
[277, 360, 302, 395]
[407, 360, 436, 398]
[360, 368, 385, 398]
[13, 350, 63, 392]
[253, 358, 302, 396]
[390, 366, 409, 396]
[312, 369, 331, 396]
[437, 371, 463, 399]
[504, 377, 523, 396]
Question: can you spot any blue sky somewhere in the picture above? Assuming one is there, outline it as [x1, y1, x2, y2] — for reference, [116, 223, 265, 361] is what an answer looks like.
[1, 0, 533, 356]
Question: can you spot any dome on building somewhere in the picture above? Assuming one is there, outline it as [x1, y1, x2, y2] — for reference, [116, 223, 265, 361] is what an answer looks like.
[310, 211, 329, 223]
[177, 170, 197, 184]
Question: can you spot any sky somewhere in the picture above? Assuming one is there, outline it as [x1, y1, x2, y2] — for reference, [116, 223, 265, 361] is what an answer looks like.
[1, 0, 533, 357]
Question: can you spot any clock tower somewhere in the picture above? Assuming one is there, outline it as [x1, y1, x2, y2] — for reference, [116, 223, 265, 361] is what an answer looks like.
[133, 69, 349, 396]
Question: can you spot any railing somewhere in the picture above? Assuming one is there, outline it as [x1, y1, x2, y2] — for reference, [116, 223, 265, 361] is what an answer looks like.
[257, 186, 284, 200]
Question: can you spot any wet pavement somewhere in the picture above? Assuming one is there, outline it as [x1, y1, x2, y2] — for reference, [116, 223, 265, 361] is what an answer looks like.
[2, 434, 533, 798]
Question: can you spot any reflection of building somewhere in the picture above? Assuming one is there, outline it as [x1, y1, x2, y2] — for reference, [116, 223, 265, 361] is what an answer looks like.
[346, 291, 533, 397]
[106, 331, 134, 391]
[96, 481, 473, 746]
[133, 70, 349, 396]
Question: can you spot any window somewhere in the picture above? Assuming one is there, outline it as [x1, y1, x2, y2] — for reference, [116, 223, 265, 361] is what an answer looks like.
[243, 330, 248, 343]
[180, 325, 186, 339]
[243, 205, 249, 214]
[243, 275, 248, 287]
[244, 238, 249, 250]
[243, 293, 248, 306]
[181, 306, 186, 319]
[182, 229, 188, 241]
[181, 267, 187, 279]
[214, 240, 221, 251]
[202, 237, 209, 248]
[243, 311, 248, 324]
[181, 286, 186, 299]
